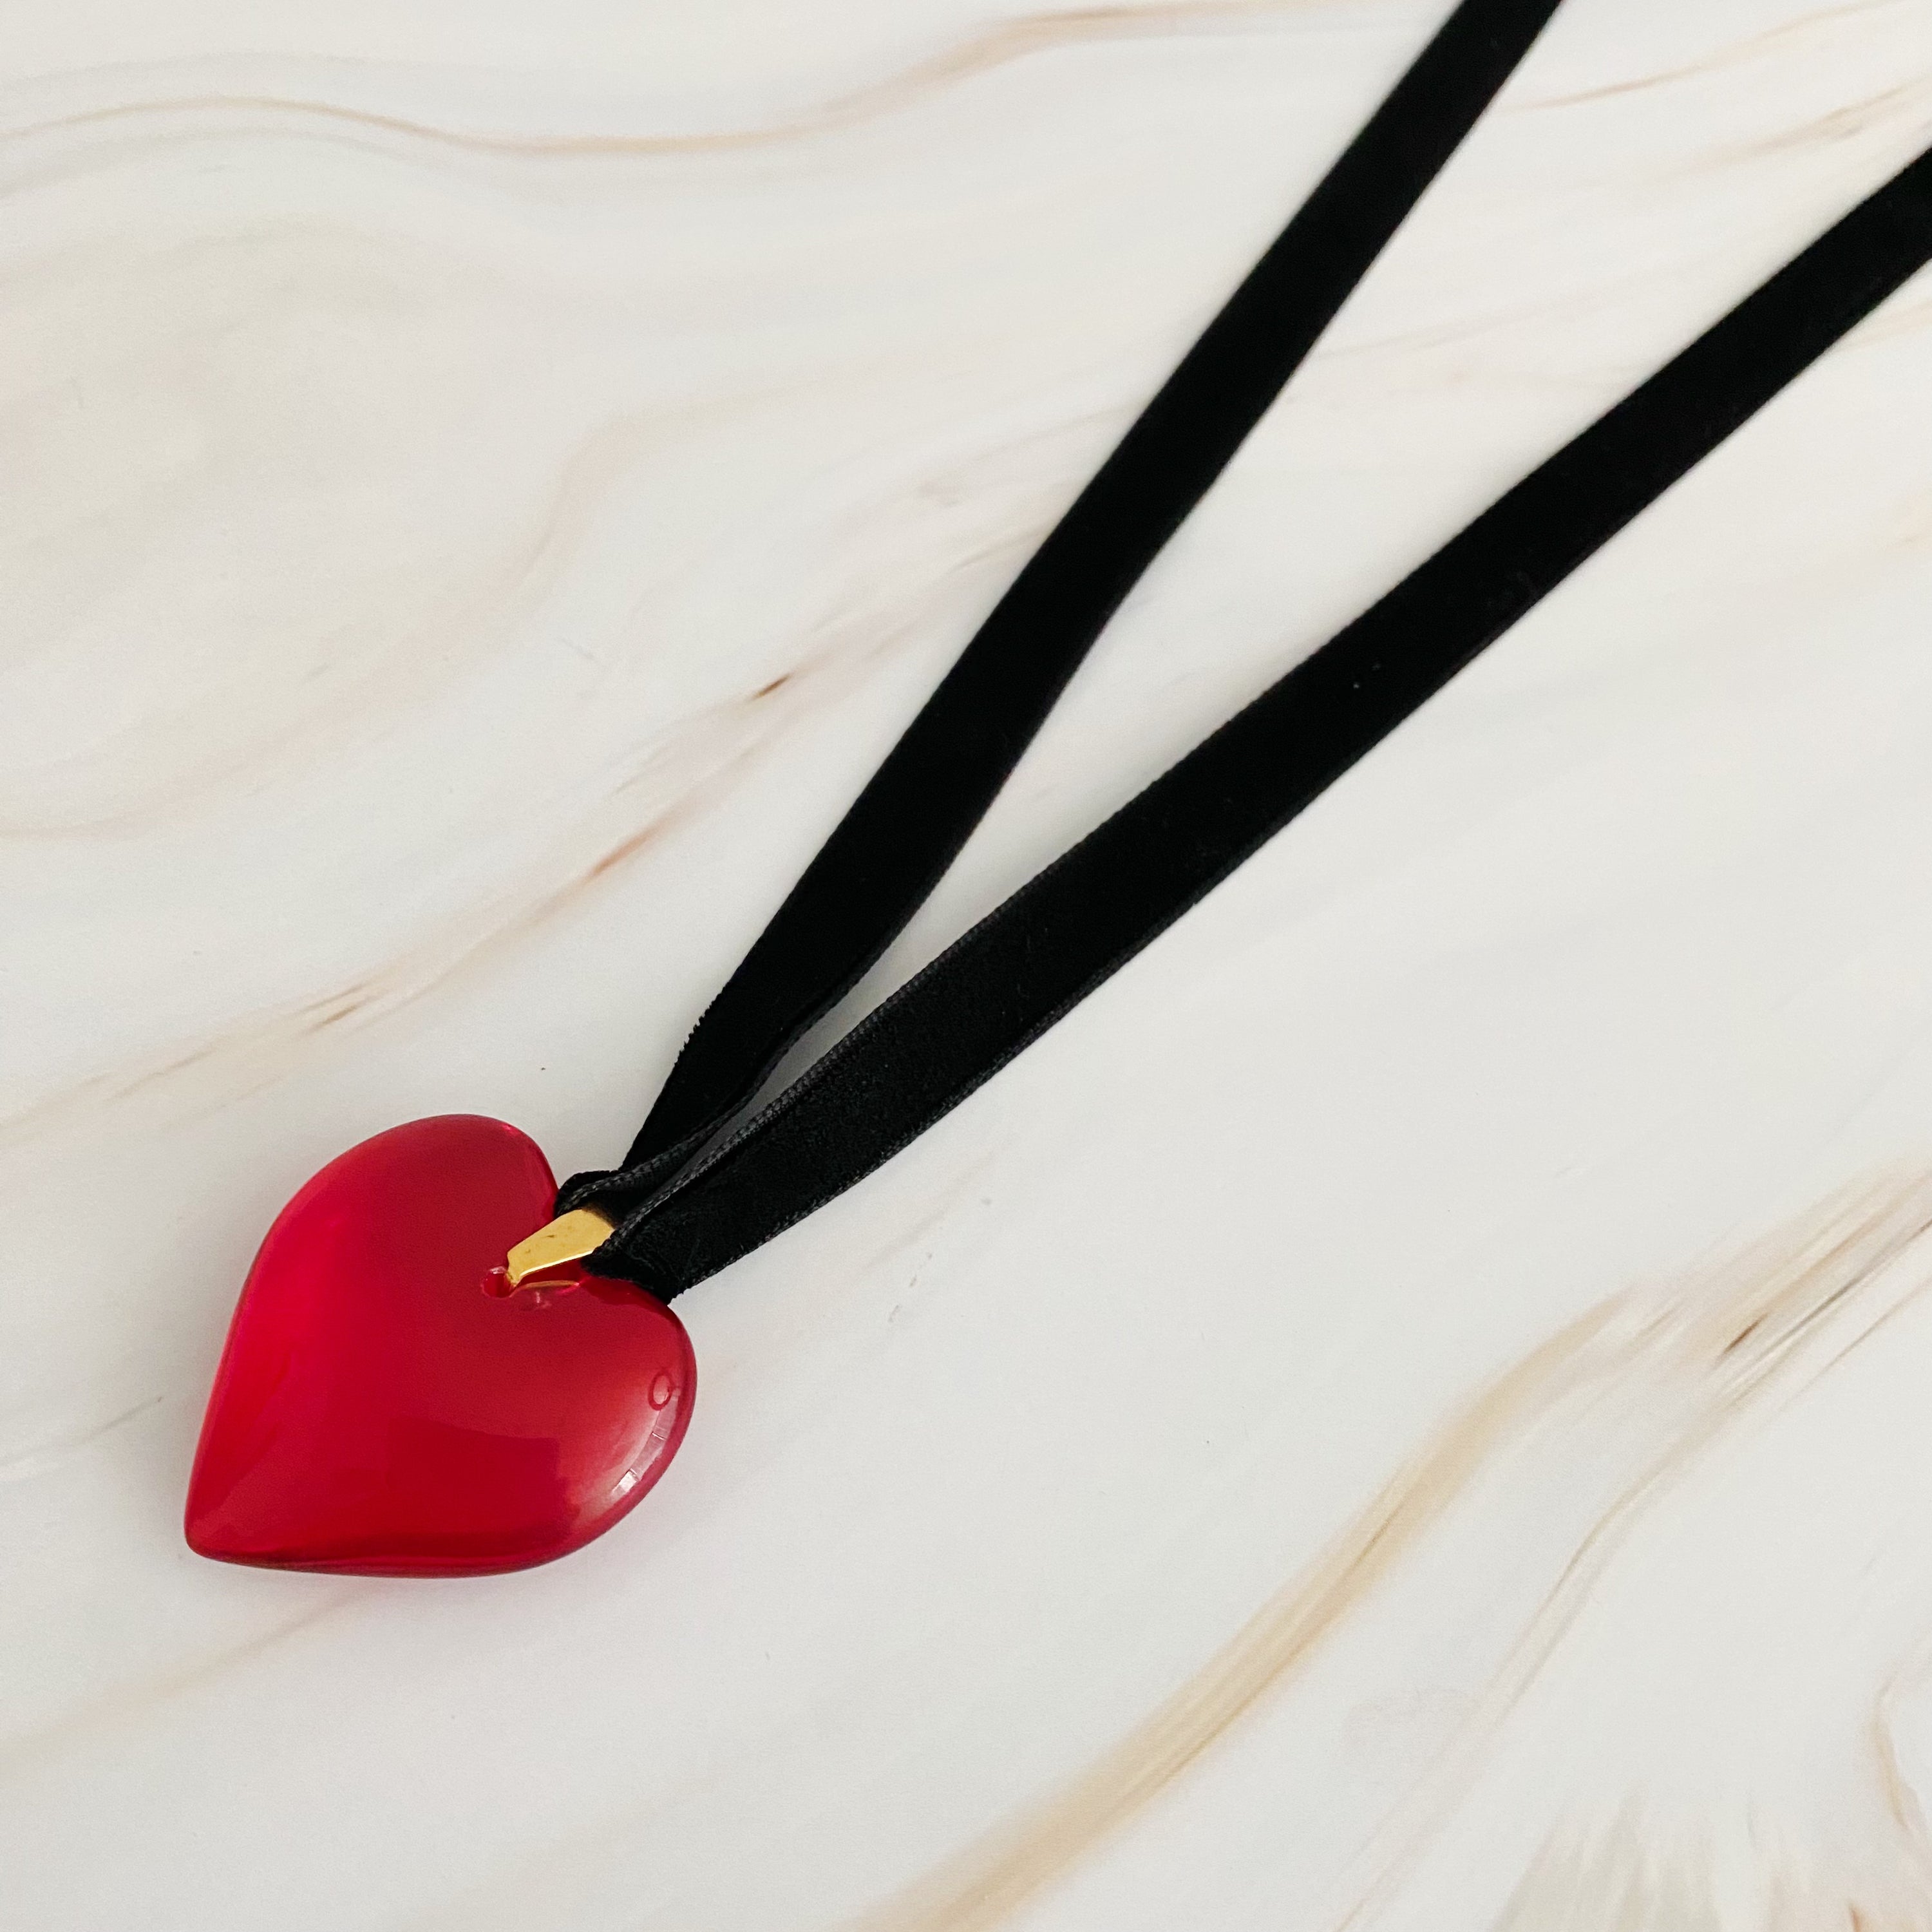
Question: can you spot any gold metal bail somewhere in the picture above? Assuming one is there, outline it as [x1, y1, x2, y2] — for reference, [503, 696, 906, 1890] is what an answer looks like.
[504, 1206, 616, 1287]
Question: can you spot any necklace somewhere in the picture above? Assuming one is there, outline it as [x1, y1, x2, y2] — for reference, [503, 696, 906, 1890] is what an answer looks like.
[184, 0, 1932, 1576]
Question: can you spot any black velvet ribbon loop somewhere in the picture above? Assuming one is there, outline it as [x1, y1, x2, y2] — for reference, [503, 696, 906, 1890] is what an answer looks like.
[562, 0, 1932, 1299]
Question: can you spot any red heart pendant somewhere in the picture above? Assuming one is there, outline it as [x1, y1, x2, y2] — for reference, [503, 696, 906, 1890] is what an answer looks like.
[185, 1115, 692, 1577]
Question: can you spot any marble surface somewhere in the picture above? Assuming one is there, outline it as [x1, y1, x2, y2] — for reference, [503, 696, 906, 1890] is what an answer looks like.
[8, 1, 1932, 1924]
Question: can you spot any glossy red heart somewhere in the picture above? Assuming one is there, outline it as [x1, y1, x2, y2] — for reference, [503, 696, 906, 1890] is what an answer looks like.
[185, 1115, 692, 1577]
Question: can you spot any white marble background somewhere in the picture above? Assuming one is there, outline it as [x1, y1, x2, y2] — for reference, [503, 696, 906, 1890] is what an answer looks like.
[6, 1, 1932, 1925]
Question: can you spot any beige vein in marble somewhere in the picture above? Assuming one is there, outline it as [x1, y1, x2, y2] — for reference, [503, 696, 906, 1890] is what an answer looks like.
[0, 3, 1312, 165]
[854, 1175, 1932, 1932]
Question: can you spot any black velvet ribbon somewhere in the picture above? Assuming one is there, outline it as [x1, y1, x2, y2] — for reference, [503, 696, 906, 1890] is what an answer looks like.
[563, 1, 1932, 1297]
